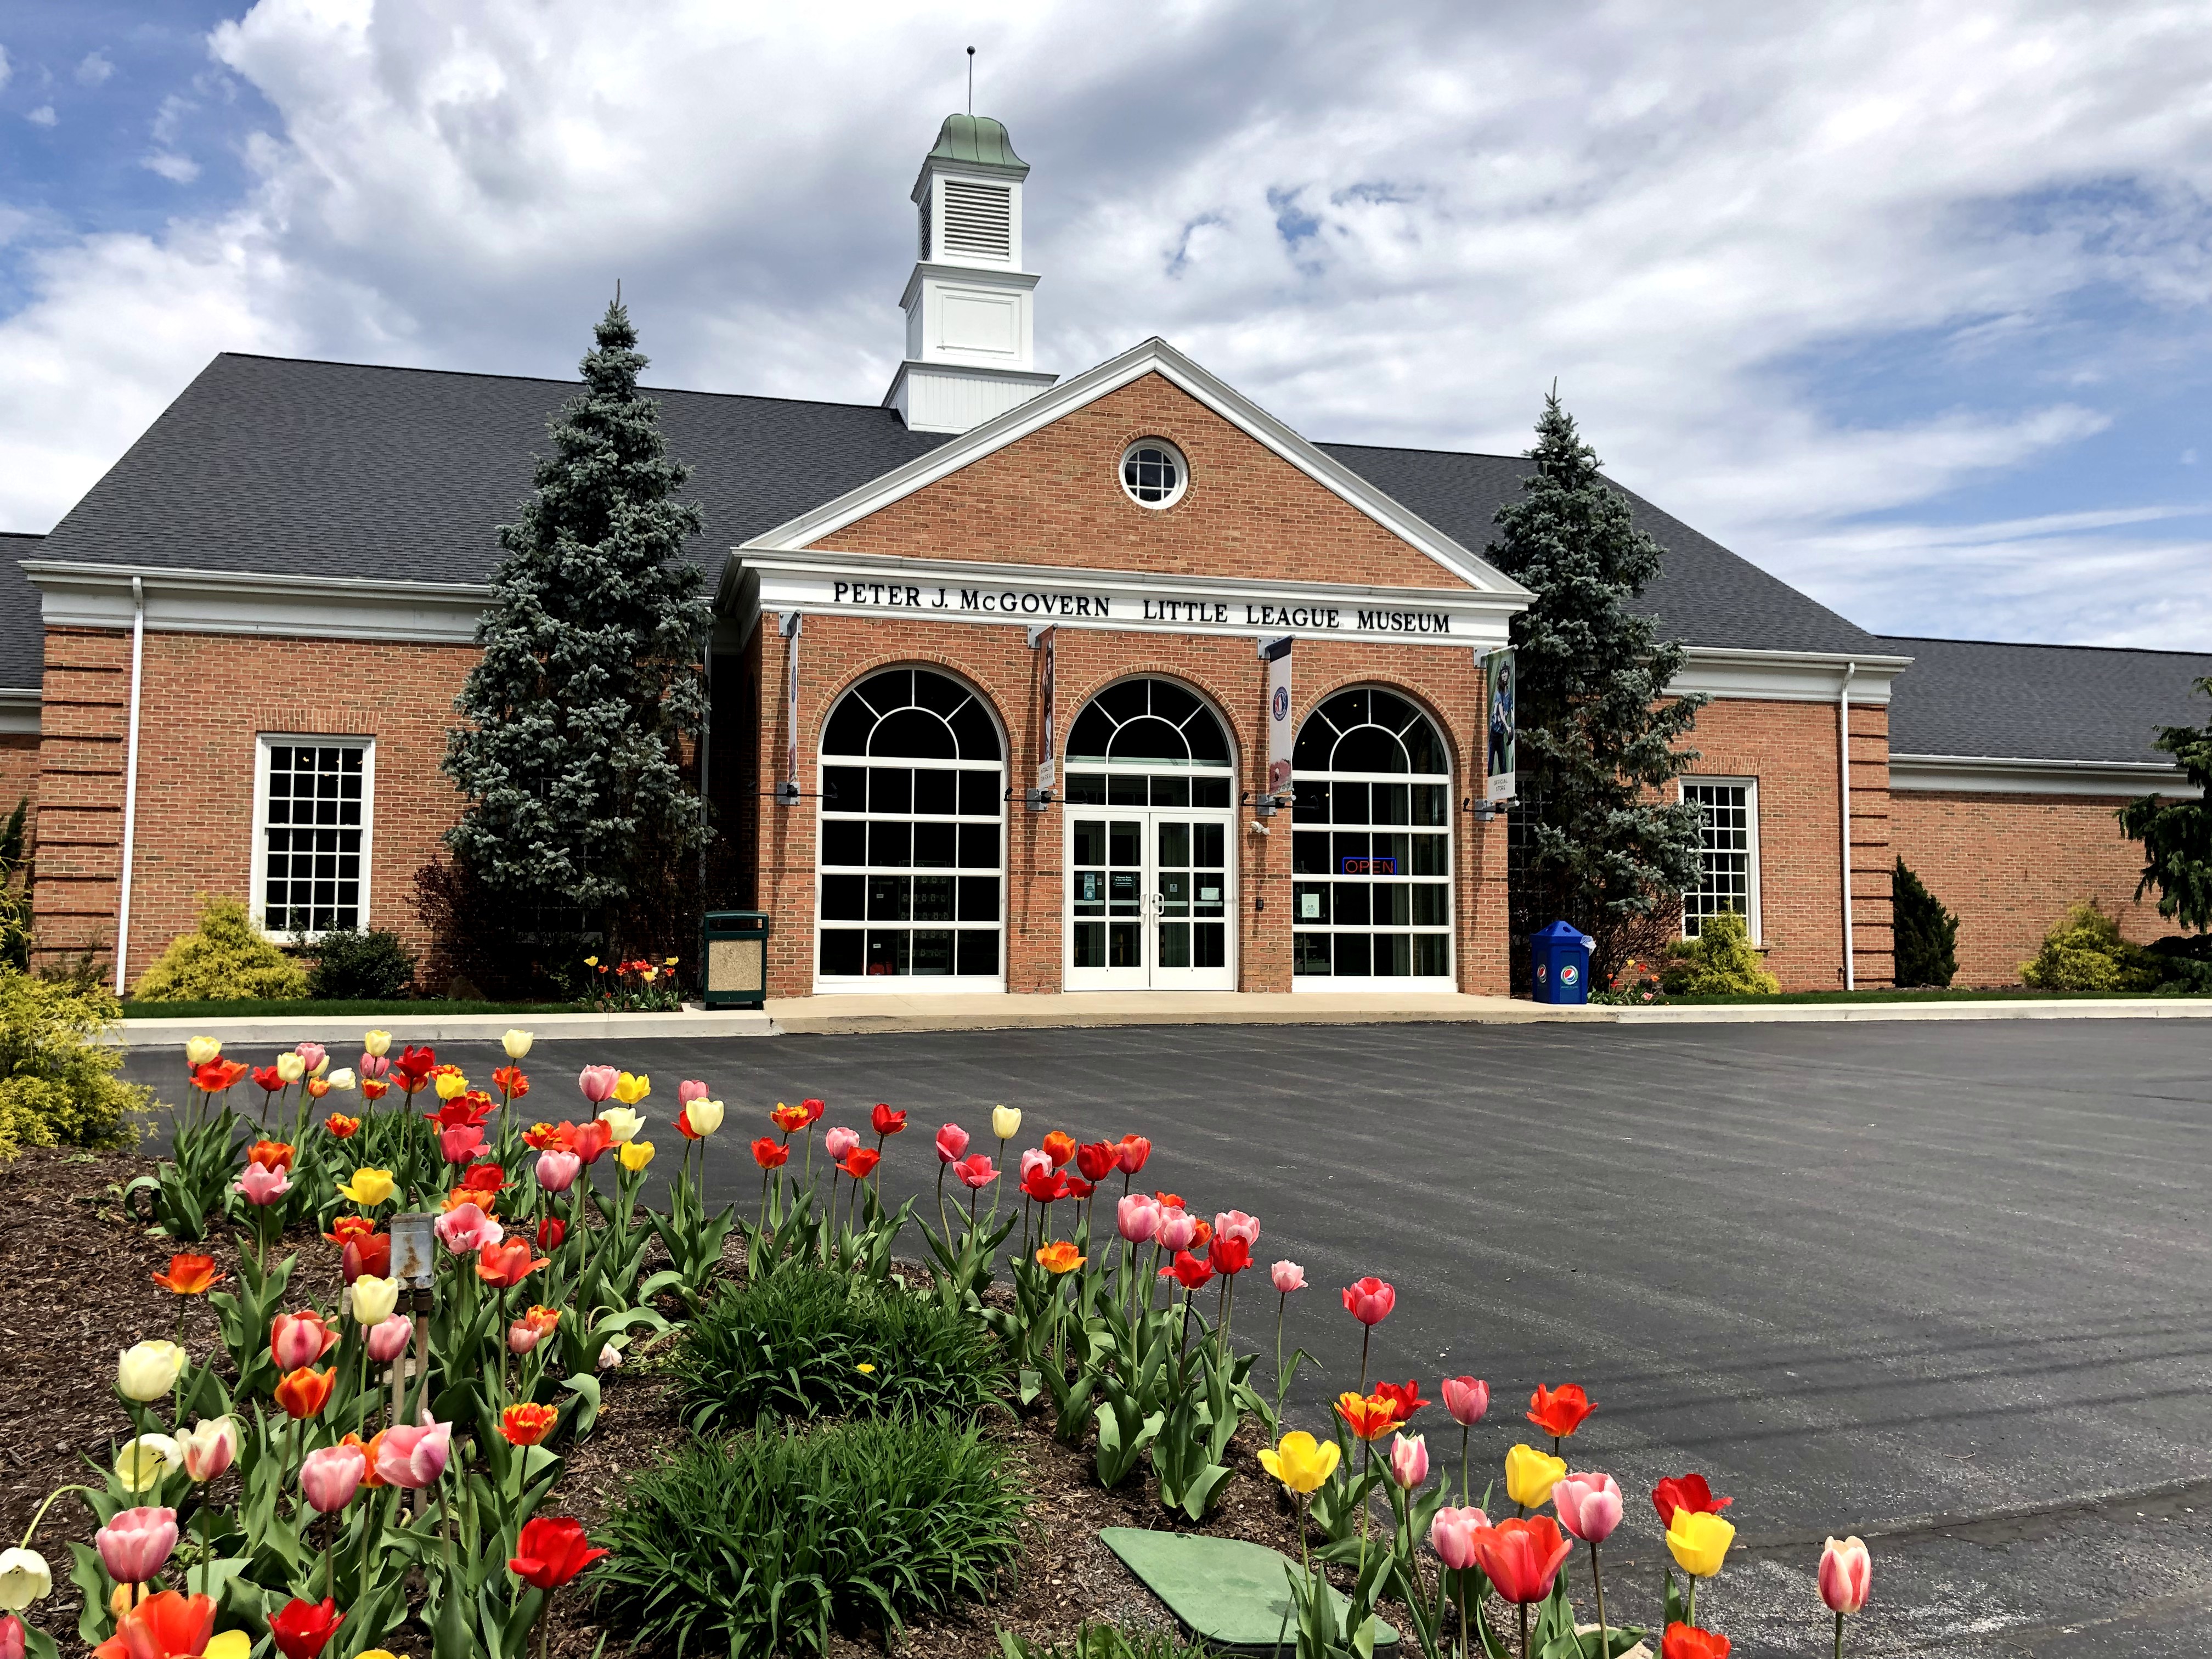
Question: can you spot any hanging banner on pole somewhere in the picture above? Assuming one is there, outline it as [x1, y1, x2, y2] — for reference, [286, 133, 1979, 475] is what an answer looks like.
[1482, 645, 1515, 803]
[1030, 624, 1057, 793]
[780, 611, 802, 805]
[1260, 635, 1294, 799]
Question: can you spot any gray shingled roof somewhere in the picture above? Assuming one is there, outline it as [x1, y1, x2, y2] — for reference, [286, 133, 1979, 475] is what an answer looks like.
[1882, 635, 2212, 764]
[29, 353, 1874, 657]
[0, 533, 45, 691]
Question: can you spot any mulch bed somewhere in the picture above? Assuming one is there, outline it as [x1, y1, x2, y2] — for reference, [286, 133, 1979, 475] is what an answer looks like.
[4, 1146, 1425, 1659]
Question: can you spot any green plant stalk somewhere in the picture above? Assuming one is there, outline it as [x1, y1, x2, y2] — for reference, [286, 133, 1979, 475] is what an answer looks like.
[1459, 1423, 1470, 1506]
[1833, 1609, 1845, 1659]
[1590, 1542, 1606, 1657]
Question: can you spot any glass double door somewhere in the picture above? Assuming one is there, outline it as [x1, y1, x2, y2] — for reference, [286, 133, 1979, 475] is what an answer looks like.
[1066, 812, 1234, 989]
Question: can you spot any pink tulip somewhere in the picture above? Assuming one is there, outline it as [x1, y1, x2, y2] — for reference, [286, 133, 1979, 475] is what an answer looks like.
[1271, 1260, 1307, 1294]
[1389, 1433, 1429, 1491]
[823, 1126, 860, 1160]
[535, 1151, 581, 1193]
[366, 1316, 413, 1363]
[1214, 1209, 1261, 1246]
[1341, 1276, 1396, 1325]
[294, 1043, 328, 1076]
[677, 1080, 710, 1104]
[358, 1053, 390, 1079]
[935, 1123, 970, 1163]
[436, 1203, 503, 1253]
[1553, 1471, 1623, 1544]
[952, 1154, 998, 1190]
[1820, 1536, 1872, 1615]
[577, 1065, 619, 1104]
[1429, 1505, 1492, 1571]
[1018, 1147, 1051, 1182]
[95, 1506, 178, 1584]
[1116, 1194, 1159, 1243]
[1442, 1375, 1489, 1426]
[270, 1312, 338, 1370]
[179, 1418, 239, 1483]
[508, 1319, 546, 1356]
[1155, 1208, 1197, 1252]
[1, 1612, 24, 1659]
[441, 1124, 486, 1165]
[234, 1161, 291, 1206]
[375, 1421, 452, 1489]
[300, 1444, 365, 1514]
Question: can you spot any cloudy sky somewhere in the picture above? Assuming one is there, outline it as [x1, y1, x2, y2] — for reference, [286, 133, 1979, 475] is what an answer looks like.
[4, 1, 2211, 647]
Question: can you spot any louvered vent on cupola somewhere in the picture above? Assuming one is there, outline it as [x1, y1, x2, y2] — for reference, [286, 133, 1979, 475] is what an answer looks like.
[940, 179, 1013, 259]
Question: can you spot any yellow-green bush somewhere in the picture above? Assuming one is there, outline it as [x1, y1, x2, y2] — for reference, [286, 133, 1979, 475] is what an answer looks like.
[0, 968, 146, 1160]
[2020, 900, 2158, 991]
[132, 894, 308, 1002]
[1659, 909, 1780, 996]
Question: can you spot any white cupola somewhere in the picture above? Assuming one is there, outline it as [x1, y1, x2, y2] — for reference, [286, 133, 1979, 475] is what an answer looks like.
[883, 114, 1057, 434]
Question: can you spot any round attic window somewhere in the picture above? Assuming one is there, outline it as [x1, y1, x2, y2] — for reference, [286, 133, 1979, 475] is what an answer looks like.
[1120, 439, 1187, 509]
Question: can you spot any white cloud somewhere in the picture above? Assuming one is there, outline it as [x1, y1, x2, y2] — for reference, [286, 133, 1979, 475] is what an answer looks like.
[142, 151, 201, 184]
[25, 104, 54, 128]
[5, 0, 2212, 648]
[0, 44, 12, 92]
[75, 51, 114, 87]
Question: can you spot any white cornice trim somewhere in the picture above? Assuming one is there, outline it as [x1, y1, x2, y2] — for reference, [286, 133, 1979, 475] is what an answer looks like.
[728, 546, 1520, 648]
[1891, 752, 2200, 798]
[1669, 647, 1913, 704]
[22, 560, 490, 645]
[740, 337, 1536, 602]
[0, 688, 39, 735]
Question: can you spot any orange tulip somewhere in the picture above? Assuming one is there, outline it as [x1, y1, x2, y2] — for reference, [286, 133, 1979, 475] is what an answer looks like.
[246, 1139, 296, 1172]
[1035, 1240, 1086, 1274]
[193, 1059, 251, 1094]
[475, 1240, 547, 1288]
[1041, 1131, 1077, 1168]
[274, 1367, 337, 1420]
[340, 1431, 388, 1489]
[770, 1102, 810, 1134]
[323, 1113, 360, 1139]
[91, 1589, 242, 1659]
[1527, 1383, 1596, 1440]
[500, 1403, 559, 1446]
[152, 1254, 223, 1295]
[1334, 1390, 1400, 1442]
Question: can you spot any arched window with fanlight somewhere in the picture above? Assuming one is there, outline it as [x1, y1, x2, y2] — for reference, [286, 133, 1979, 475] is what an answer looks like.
[1291, 687, 1453, 984]
[816, 668, 1005, 985]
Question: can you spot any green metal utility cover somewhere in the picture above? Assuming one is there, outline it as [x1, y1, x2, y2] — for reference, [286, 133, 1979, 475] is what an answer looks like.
[1099, 1528, 1400, 1655]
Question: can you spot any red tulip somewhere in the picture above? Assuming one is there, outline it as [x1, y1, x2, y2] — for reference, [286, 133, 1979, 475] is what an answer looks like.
[391, 1045, 437, 1090]
[427, 1096, 492, 1131]
[340, 1233, 391, 1284]
[476, 1240, 548, 1288]
[440, 1125, 486, 1165]
[801, 1098, 826, 1125]
[838, 1147, 881, 1181]
[193, 1058, 251, 1093]
[1209, 1234, 1253, 1276]
[1661, 1625, 1731, 1659]
[91, 1592, 217, 1659]
[1, 1612, 24, 1659]
[935, 1122, 970, 1163]
[752, 1137, 789, 1170]
[1161, 1250, 1214, 1290]
[1064, 1175, 1096, 1200]
[509, 1516, 608, 1590]
[1527, 1382, 1595, 1439]
[268, 1598, 342, 1659]
[1334, 1390, 1400, 1442]
[536, 1217, 567, 1250]
[1652, 1472, 1733, 1529]
[871, 1103, 906, 1136]
[569, 1121, 614, 1164]
[953, 1154, 998, 1189]
[492, 1065, 531, 1100]
[1341, 1277, 1396, 1325]
[1374, 1378, 1427, 1424]
[1075, 1141, 1118, 1182]
[1116, 1134, 1152, 1174]
[1021, 1166, 1069, 1204]
[251, 1065, 286, 1094]
[461, 1161, 506, 1196]
[1468, 1515, 1574, 1605]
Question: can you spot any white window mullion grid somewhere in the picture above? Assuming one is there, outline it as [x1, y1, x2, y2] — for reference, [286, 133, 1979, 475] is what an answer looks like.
[251, 734, 374, 942]
[1680, 777, 1760, 943]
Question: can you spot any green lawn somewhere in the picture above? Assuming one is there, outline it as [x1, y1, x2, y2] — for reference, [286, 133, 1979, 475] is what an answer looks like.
[1609, 985, 2203, 1006]
[121, 998, 585, 1020]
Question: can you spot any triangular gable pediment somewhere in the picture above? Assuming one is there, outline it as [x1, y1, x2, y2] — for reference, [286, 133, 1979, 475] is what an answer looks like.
[737, 339, 1532, 600]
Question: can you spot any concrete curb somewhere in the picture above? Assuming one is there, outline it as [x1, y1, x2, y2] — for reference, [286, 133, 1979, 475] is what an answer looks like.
[111, 1009, 778, 1048]
[1605, 996, 2212, 1024]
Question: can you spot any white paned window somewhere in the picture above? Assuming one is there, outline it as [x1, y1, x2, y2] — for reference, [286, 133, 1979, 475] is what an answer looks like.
[255, 736, 374, 940]
[1680, 778, 1760, 941]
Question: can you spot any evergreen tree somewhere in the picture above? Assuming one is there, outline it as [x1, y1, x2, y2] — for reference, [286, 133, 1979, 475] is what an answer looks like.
[1892, 856, 1959, 987]
[1486, 392, 1708, 989]
[2118, 676, 2212, 933]
[442, 301, 712, 945]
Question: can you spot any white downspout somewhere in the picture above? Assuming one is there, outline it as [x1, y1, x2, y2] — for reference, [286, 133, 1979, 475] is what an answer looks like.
[113, 577, 145, 997]
[1838, 659, 1857, 992]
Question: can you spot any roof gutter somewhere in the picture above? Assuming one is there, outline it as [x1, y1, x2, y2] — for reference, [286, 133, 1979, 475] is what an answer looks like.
[1838, 659, 1857, 992]
[115, 577, 145, 997]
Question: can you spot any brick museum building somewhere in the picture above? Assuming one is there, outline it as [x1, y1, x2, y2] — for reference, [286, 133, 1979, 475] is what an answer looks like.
[2, 116, 2205, 1000]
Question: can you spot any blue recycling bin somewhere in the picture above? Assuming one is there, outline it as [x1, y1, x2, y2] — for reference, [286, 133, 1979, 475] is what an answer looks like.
[1529, 921, 1595, 1004]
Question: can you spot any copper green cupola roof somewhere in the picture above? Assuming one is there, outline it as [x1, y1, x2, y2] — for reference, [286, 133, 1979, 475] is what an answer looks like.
[927, 113, 1029, 177]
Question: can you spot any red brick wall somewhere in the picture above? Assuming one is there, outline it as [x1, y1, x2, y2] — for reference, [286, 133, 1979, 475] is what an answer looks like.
[0, 736, 38, 842]
[31, 626, 476, 985]
[821, 373, 1474, 591]
[1672, 697, 1893, 991]
[1889, 789, 2164, 986]
[749, 611, 1505, 997]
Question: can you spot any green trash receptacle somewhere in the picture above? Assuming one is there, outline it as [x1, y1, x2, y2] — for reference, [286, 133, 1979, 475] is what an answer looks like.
[701, 911, 770, 1008]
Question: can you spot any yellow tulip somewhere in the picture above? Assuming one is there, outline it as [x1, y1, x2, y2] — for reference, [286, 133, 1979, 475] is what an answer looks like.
[206, 1633, 251, 1659]
[434, 1071, 469, 1101]
[339, 1167, 396, 1207]
[115, 1434, 182, 1493]
[619, 1139, 657, 1172]
[184, 1036, 222, 1068]
[350, 1274, 399, 1327]
[1504, 1443, 1567, 1510]
[1258, 1431, 1342, 1496]
[116, 1340, 188, 1402]
[275, 1053, 306, 1084]
[1666, 1508, 1736, 1578]
[613, 1071, 650, 1106]
[991, 1104, 1022, 1141]
[503, 1028, 534, 1059]
[362, 1030, 392, 1058]
[597, 1106, 645, 1143]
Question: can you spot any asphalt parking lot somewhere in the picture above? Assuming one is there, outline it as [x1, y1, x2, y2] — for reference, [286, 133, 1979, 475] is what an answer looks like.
[126, 1018, 2212, 1655]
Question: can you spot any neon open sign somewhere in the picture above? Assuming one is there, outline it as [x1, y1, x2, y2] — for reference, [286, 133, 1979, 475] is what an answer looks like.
[1340, 856, 1397, 875]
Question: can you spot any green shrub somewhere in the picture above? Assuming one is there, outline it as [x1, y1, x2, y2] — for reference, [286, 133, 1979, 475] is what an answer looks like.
[1892, 857, 1959, 988]
[132, 895, 308, 1002]
[672, 1265, 1006, 1432]
[593, 1417, 1026, 1658]
[0, 968, 147, 1160]
[2143, 933, 2212, 994]
[303, 927, 418, 1000]
[2019, 900, 2159, 991]
[1658, 909, 1779, 995]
